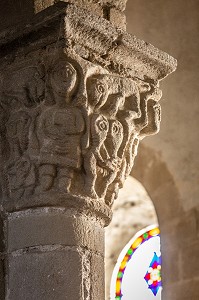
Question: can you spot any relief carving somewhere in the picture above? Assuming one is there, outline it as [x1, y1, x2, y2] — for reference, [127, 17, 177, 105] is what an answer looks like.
[36, 59, 85, 193]
[0, 65, 45, 200]
[0, 54, 162, 208]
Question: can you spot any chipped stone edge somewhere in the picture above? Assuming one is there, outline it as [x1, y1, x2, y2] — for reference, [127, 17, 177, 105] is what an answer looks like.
[0, 2, 177, 81]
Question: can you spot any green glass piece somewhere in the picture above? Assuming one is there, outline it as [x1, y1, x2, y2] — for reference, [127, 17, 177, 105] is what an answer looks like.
[127, 248, 133, 255]
[143, 233, 149, 239]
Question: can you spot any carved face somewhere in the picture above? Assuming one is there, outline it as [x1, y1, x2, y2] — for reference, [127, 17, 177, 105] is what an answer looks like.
[106, 120, 123, 157]
[87, 77, 109, 110]
[50, 61, 77, 98]
[91, 115, 109, 143]
[140, 100, 161, 137]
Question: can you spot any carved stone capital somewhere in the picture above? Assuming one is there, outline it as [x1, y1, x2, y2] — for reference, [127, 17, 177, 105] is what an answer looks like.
[0, 2, 176, 225]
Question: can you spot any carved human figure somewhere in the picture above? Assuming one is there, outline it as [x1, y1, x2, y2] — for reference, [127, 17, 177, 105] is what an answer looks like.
[86, 76, 109, 111]
[83, 114, 109, 198]
[135, 81, 162, 136]
[7, 156, 35, 199]
[96, 119, 123, 200]
[1, 65, 45, 109]
[0, 55, 163, 206]
[139, 84, 162, 137]
[0, 65, 46, 200]
[47, 59, 78, 106]
[86, 75, 123, 198]
[5, 111, 35, 199]
[6, 111, 31, 160]
[85, 74, 141, 201]
[36, 59, 85, 193]
[103, 80, 141, 205]
[37, 107, 85, 192]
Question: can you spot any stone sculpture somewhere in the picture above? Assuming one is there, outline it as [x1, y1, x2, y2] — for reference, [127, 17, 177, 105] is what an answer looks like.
[0, 2, 176, 300]
[0, 52, 162, 209]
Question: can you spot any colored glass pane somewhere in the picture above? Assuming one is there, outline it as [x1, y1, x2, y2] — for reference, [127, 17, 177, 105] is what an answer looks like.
[110, 225, 162, 299]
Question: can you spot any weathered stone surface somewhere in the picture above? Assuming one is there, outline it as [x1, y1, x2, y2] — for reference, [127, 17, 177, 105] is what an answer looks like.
[90, 253, 105, 299]
[0, 3, 176, 81]
[7, 248, 87, 299]
[0, 2, 176, 300]
[0, 0, 127, 30]
[0, 258, 5, 300]
[7, 208, 104, 254]
[38, 0, 128, 12]
[109, 8, 126, 30]
[0, 3, 176, 217]
[0, 52, 162, 212]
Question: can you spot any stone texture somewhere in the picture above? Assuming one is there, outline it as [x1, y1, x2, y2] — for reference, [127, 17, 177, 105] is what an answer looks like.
[7, 208, 104, 254]
[109, 8, 126, 30]
[0, 3, 175, 215]
[0, 0, 127, 30]
[0, 1, 176, 300]
[7, 248, 85, 300]
[0, 3, 176, 81]
[0, 258, 5, 299]
[90, 253, 105, 300]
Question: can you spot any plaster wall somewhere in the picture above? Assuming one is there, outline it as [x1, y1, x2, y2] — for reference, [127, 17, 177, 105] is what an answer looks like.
[126, 0, 199, 211]
[112, 1, 199, 298]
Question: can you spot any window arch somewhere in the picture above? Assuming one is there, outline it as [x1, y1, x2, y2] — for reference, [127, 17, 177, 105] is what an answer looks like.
[110, 225, 162, 300]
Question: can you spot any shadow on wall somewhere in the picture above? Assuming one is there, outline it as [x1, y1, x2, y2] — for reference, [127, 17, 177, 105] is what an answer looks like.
[132, 143, 182, 225]
[0, 0, 35, 30]
[105, 143, 183, 300]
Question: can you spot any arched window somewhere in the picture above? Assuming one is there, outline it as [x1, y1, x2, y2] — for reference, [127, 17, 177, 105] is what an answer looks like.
[110, 225, 162, 300]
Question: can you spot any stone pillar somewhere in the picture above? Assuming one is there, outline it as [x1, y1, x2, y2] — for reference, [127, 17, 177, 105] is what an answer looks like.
[0, 2, 176, 299]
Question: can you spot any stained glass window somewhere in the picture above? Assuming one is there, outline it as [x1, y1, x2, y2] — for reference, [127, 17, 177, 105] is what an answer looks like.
[110, 225, 162, 300]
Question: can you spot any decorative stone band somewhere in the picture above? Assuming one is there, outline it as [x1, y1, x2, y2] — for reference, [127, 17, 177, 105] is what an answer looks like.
[0, 3, 176, 225]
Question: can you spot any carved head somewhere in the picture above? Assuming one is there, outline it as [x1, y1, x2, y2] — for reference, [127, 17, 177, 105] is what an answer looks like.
[137, 83, 162, 138]
[49, 60, 77, 101]
[106, 120, 123, 157]
[87, 76, 109, 110]
[91, 114, 109, 143]
[1, 66, 45, 109]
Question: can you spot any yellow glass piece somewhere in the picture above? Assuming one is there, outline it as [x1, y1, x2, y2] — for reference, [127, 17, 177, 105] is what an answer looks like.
[149, 228, 160, 236]
[116, 280, 121, 293]
[132, 237, 142, 249]
[120, 261, 126, 270]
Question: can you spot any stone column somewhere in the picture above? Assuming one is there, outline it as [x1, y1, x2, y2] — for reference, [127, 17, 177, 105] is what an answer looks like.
[0, 2, 176, 299]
